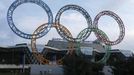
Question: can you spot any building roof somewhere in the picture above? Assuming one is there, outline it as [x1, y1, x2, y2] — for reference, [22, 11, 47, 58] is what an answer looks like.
[112, 49, 133, 57]
[0, 65, 30, 69]
[46, 38, 106, 52]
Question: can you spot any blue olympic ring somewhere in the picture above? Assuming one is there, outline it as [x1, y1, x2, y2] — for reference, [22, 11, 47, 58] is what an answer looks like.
[7, 0, 53, 39]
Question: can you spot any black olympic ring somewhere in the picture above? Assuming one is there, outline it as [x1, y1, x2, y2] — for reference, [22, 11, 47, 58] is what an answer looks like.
[7, 0, 53, 39]
[55, 4, 92, 42]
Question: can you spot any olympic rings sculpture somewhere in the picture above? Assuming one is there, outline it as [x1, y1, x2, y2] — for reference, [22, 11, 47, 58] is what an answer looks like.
[7, 0, 125, 64]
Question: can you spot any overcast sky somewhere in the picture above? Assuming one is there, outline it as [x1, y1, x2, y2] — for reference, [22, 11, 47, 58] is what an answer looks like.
[0, 0, 134, 51]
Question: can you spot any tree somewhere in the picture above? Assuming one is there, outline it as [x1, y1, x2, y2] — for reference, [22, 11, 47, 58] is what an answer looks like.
[112, 56, 134, 75]
[62, 52, 104, 75]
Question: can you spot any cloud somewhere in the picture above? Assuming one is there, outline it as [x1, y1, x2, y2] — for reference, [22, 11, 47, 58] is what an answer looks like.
[101, 0, 126, 9]
[113, 33, 134, 51]
[14, 16, 48, 33]
[61, 13, 85, 22]
[59, 12, 89, 37]
[0, 0, 134, 51]
[0, 1, 6, 10]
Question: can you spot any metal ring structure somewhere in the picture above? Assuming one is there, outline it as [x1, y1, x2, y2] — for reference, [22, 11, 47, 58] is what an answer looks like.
[7, 1, 125, 65]
[93, 11, 125, 46]
[31, 23, 74, 64]
[92, 28, 111, 63]
[76, 28, 111, 64]
[7, 0, 53, 39]
[55, 5, 92, 42]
